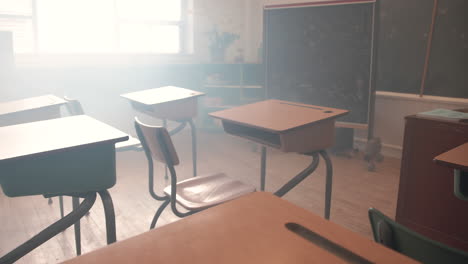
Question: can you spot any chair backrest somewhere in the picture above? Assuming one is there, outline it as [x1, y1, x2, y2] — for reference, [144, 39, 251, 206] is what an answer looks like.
[64, 96, 85, 115]
[368, 208, 468, 264]
[134, 117, 179, 166]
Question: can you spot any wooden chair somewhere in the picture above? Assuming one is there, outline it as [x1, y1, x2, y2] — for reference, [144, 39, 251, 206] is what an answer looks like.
[368, 208, 468, 264]
[134, 117, 255, 229]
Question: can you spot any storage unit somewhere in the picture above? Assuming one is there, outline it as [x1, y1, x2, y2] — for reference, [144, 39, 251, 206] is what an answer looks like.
[396, 112, 468, 251]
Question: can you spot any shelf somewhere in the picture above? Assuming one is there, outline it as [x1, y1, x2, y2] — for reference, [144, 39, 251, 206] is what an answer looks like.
[203, 84, 263, 89]
[203, 104, 237, 109]
[200, 63, 264, 131]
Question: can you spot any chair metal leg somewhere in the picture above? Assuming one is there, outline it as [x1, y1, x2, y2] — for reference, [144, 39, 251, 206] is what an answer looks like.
[0, 193, 96, 264]
[188, 119, 197, 177]
[97, 190, 117, 244]
[274, 153, 320, 197]
[150, 199, 170, 229]
[72, 197, 81, 256]
[260, 146, 267, 191]
[59, 196, 64, 218]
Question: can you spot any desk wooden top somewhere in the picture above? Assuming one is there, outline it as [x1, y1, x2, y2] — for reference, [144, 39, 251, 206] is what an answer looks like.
[434, 142, 468, 171]
[0, 95, 66, 117]
[120, 86, 205, 106]
[209, 99, 349, 132]
[63, 192, 418, 264]
[0, 115, 128, 164]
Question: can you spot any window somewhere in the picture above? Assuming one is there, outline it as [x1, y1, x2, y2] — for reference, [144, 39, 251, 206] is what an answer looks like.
[0, 0, 187, 54]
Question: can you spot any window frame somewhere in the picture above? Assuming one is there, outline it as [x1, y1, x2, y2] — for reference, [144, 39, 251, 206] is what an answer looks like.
[0, 0, 191, 55]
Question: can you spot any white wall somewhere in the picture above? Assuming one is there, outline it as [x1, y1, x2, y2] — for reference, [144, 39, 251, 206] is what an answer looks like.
[355, 92, 468, 158]
[193, 0, 247, 62]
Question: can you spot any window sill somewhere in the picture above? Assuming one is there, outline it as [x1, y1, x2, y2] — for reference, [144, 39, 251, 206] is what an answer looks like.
[14, 53, 202, 68]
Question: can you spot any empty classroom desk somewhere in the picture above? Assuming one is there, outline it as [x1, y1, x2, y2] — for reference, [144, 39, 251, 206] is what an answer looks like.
[63, 192, 419, 264]
[121, 86, 205, 176]
[0, 115, 128, 264]
[210, 99, 349, 219]
[0, 94, 67, 127]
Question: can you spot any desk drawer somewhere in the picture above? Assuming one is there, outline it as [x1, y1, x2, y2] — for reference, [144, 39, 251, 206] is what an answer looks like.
[223, 121, 281, 148]
[0, 144, 117, 197]
[0, 106, 62, 127]
[131, 98, 198, 121]
[222, 120, 335, 153]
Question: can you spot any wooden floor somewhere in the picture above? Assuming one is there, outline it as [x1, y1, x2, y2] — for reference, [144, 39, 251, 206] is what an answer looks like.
[0, 129, 401, 264]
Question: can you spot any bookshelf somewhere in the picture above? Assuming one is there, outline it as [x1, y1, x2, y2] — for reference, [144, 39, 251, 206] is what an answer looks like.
[199, 63, 264, 130]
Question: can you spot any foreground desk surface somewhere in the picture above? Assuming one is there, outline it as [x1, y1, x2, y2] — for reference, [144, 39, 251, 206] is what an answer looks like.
[63, 192, 418, 264]
[434, 142, 468, 171]
[0, 95, 67, 126]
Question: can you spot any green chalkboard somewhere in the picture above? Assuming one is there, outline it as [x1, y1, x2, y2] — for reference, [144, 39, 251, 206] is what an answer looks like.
[424, 0, 468, 98]
[264, 1, 375, 125]
[376, 0, 433, 95]
[376, 0, 467, 98]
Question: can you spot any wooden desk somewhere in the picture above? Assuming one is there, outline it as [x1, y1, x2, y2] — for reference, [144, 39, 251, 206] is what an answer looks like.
[434, 142, 468, 200]
[0, 94, 67, 127]
[210, 100, 348, 219]
[0, 115, 128, 264]
[434, 142, 468, 171]
[63, 192, 418, 264]
[121, 86, 205, 176]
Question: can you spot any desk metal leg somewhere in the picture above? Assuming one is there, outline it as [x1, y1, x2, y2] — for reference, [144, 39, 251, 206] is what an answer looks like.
[274, 153, 320, 197]
[272, 150, 332, 220]
[72, 197, 81, 256]
[163, 119, 168, 180]
[260, 146, 267, 191]
[0, 193, 97, 264]
[319, 150, 333, 220]
[188, 119, 197, 177]
[59, 196, 64, 218]
[46, 196, 64, 219]
[98, 190, 117, 244]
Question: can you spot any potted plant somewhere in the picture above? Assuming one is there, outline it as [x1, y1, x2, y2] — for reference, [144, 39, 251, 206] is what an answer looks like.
[206, 26, 239, 62]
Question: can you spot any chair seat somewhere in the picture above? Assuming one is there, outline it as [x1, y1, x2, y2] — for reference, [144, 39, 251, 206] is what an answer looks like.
[116, 136, 142, 152]
[164, 172, 255, 210]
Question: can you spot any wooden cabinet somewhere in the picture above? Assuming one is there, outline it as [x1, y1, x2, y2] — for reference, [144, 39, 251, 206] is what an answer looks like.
[396, 113, 468, 251]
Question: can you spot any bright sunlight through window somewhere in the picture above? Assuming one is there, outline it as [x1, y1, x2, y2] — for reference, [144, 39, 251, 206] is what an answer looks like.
[0, 0, 184, 54]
